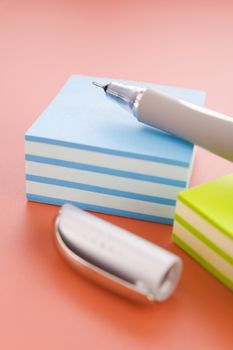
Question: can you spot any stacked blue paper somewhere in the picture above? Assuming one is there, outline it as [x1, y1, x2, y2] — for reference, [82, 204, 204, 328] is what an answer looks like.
[25, 75, 205, 223]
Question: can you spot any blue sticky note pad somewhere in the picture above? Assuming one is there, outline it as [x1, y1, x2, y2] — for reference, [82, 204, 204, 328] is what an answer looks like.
[25, 75, 206, 223]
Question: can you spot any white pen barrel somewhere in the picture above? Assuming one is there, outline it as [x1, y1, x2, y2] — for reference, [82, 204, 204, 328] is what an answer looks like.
[137, 88, 233, 162]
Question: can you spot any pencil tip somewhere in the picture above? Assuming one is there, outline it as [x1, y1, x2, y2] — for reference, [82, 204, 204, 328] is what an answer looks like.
[92, 81, 105, 89]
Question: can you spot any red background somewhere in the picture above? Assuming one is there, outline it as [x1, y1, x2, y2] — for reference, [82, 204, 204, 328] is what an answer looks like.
[0, 0, 233, 349]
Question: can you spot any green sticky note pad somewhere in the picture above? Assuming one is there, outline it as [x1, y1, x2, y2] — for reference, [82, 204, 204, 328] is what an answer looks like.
[172, 174, 233, 290]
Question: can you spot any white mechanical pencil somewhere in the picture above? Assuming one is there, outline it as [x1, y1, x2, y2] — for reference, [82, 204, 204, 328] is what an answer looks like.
[93, 81, 233, 162]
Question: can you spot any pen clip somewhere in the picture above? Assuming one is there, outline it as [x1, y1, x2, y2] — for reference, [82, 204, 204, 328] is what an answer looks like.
[55, 216, 154, 303]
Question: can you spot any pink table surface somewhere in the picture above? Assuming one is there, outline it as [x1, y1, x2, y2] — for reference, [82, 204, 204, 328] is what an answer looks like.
[0, 1, 233, 349]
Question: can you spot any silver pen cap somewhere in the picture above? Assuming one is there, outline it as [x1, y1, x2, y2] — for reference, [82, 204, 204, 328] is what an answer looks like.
[93, 81, 145, 116]
[55, 204, 182, 303]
